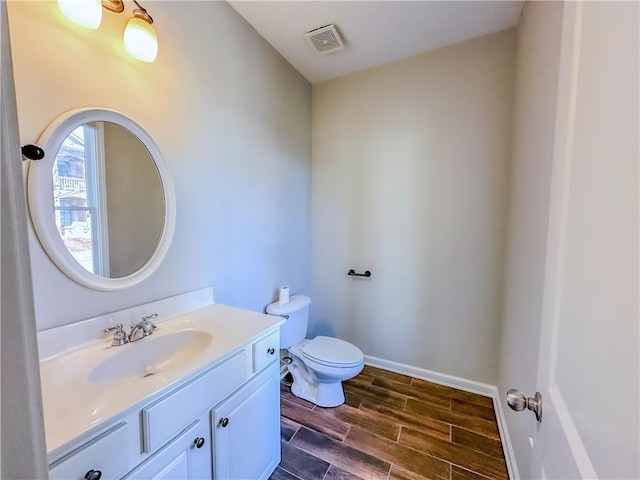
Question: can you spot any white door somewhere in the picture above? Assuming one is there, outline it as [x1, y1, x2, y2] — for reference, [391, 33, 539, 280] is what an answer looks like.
[529, 1, 639, 478]
[1, 2, 49, 478]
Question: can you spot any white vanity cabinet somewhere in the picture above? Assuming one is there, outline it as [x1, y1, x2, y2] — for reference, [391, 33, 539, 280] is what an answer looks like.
[212, 362, 281, 480]
[123, 417, 212, 480]
[141, 350, 248, 454]
[46, 324, 281, 480]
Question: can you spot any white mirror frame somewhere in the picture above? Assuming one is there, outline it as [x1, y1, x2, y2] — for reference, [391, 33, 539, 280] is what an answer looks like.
[27, 108, 176, 291]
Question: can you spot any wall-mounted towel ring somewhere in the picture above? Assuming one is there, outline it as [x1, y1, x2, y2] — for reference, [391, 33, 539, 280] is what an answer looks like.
[347, 269, 371, 278]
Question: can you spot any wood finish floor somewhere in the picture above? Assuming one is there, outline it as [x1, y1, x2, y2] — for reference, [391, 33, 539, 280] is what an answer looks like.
[269, 366, 508, 480]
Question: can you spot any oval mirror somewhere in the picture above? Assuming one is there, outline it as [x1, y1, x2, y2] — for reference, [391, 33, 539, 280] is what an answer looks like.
[27, 108, 176, 291]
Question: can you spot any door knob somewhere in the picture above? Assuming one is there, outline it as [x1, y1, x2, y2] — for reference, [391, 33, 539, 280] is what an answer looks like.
[506, 389, 543, 422]
[218, 417, 229, 428]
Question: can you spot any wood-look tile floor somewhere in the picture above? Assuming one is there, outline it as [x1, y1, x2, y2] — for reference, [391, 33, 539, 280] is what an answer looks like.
[269, 366, 508, 480]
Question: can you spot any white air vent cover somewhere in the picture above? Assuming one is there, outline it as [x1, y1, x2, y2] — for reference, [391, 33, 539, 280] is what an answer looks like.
[305, 24, 344, 56]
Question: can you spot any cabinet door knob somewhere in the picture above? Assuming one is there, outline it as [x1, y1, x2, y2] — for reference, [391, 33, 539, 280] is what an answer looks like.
[267, 347, 275, 355]
[84, 470, 102, 480]
[218, 417, 229, 428]
[193, 437, 206, 448]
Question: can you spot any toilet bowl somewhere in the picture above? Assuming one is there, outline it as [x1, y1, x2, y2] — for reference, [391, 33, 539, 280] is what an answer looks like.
[266, 295, 364, 407]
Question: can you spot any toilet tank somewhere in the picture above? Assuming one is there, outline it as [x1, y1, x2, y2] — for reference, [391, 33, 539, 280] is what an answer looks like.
[266, 295, 311, 349]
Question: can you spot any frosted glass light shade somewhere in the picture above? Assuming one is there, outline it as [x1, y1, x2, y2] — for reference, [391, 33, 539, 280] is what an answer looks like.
[58, 0, 102, 29]
[124, 17, 158, 63]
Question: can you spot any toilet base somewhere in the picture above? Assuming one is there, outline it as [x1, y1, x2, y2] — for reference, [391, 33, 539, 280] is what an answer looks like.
[285, 340, 364, 408]
[291, 378, 345, 408]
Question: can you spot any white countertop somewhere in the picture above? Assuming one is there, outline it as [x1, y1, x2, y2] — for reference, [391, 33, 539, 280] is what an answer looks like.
[39, 302, 282, 459]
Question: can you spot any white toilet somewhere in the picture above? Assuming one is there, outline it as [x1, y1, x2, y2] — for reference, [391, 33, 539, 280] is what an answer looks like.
[266, 295, 364, 408]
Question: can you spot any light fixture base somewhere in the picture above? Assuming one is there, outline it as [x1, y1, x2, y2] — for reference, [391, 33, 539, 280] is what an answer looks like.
[101, 0, 124, 13]
[132, 8, 153, 25]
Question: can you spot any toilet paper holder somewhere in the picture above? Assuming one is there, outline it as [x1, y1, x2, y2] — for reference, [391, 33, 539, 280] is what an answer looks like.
[347, 269, 371, 278]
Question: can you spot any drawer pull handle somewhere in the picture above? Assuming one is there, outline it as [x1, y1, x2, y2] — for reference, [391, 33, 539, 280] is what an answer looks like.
[267, 347, 275, 355]
[219, 417, 229, 428]
[84, 470, 102, 480]
[194, 437, 206, 448]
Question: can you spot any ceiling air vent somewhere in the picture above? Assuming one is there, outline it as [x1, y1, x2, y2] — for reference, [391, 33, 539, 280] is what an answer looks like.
[305, 24, 344, 56]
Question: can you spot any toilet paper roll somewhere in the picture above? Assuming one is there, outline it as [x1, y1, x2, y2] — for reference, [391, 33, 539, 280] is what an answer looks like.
[278, 286, 290, 305]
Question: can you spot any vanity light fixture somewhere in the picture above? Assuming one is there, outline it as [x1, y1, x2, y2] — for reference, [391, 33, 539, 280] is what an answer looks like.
[57, 0, 103, 30]
[123, 1, 158, 63]
[57, 0, 158, 63]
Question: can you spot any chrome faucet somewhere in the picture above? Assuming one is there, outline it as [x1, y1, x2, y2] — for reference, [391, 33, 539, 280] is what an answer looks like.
[129, 314, 158, 342]
[104, 314, 158, 346]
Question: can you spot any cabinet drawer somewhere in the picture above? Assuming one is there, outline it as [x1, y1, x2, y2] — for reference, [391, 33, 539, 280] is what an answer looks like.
[252, 330, 280, 373]
[49, 422, 129, 480]
[143, 350, 247, 453]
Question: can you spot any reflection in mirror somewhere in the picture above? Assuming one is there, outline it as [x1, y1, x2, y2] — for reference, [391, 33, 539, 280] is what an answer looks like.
[52, 122, 164, 278]
[28, 108, 175, 291]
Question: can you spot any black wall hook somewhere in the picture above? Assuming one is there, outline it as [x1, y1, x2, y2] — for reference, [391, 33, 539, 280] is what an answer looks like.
[348, 269, 371, 278]
[21, 144, 45, 161]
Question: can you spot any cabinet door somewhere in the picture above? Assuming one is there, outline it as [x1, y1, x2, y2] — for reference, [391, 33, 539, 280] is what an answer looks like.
[212, 363, 280, 480]
[124, 419, 211, 480]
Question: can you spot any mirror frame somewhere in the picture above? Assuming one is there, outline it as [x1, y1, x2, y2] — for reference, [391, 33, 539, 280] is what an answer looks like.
[27, 108, 176, 291]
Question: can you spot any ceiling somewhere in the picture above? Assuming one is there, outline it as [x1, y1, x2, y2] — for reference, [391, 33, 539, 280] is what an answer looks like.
[227, 1, 525, 84]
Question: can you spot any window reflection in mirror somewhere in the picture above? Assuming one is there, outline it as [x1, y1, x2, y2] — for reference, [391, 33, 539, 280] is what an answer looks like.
[52, 123, 108, 275]
[51, 121, 164, 278]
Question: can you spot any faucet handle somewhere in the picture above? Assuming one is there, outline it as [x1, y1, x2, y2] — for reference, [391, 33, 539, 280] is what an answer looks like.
[144, 320, 157, 330]
[141, 314, 158, 335]
[103, 324, 127, 347]
[104, 324, 124, 334]
[142, 321, 157, 335]
[142, 313, 158, 323]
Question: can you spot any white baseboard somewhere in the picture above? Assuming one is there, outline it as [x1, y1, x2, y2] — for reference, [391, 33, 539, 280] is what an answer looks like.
[363, 355, 520, 479]
[364, 355, 495, 396]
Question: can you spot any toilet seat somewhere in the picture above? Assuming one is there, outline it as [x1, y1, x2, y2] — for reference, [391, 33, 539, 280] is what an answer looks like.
[301, 336, 363, 368]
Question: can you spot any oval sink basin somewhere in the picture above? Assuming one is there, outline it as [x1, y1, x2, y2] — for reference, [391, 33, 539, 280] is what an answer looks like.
[89, 330, 213, 384]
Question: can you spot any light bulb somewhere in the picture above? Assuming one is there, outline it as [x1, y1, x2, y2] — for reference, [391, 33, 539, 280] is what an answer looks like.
[124, 16, 158, 63]
[57, 0, 102, 30]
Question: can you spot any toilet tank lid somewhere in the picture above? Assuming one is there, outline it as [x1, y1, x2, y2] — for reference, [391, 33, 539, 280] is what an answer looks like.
[266, 295, 311, 315]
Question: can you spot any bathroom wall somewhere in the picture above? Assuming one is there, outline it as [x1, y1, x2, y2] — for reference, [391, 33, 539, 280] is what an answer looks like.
[311, 30, 515, 384]
[496, 2, 563, 475]
[8, 1, 311, 331]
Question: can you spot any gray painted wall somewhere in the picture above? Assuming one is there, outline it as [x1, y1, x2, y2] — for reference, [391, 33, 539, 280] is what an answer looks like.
[8, 1, 311, 331]
[311, 30, 516, 385]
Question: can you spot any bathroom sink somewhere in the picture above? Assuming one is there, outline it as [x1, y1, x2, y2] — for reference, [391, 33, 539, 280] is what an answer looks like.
[89, 330, 213, 384]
